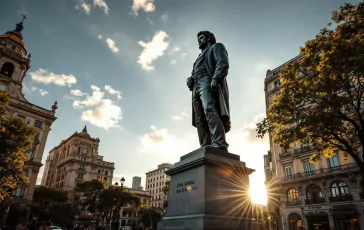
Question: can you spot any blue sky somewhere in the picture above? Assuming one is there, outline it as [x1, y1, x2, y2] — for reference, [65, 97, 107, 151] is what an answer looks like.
[1, 0, 358, 204]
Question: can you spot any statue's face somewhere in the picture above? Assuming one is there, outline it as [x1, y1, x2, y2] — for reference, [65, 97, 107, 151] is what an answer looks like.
[198, 34, 209, 50]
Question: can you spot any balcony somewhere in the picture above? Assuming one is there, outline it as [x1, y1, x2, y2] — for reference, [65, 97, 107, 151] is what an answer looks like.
[294, 145, 313, 155]
[286, 199, 302, 206]
[329, 194, 353, 202]
[280, 150, 292, 159]
[304, 197, 326, 205]
[282, 163, 358, 182]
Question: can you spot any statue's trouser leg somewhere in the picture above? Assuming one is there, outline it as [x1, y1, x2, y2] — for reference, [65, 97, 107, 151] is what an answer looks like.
[193, 88, 211, 147]
[200, 88, 229, 149]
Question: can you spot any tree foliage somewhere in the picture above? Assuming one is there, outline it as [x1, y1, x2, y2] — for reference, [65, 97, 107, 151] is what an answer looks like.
[29, 186, 76, 228]
[256, 2, 364, 175]
[162, 180, 170, 210]
[138, 207, 162, 229]
[75, 179, 107, 212]
[0, 91, 38, 200]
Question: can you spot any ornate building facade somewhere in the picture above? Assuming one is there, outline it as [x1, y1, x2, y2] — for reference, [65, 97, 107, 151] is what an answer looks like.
[0, 19, 57, 201]
[41, 126, 115, 191]
[264, 56, 364, 230]
[145, 163, 173, 209]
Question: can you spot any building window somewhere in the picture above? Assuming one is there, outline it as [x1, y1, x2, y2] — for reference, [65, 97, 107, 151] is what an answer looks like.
[328, 155, 339, 171]
[81, 157, 86, 162]
[79, 165, 84, 169]
[287, 188, 299, 201]
[105, 171, 108, 176]
[304, 162, 315, 176]
[13, 187, 25, 197]
[17, 114, 26, 120]
[0, 62, 15, 78]
[284, 166, 293, 180]
[274, 79, 281, 89]
[331, 181, 349, 197]
[358, 149, 363, 162]
[103, 177, 107, 181]
[34, 120, 43, 129]
[98, 169, 101, 174]
[0, 83, 6, 91]
[34, 133, 39, 141]
[78, 174, 83, 178]
[26, 149, 35, 159]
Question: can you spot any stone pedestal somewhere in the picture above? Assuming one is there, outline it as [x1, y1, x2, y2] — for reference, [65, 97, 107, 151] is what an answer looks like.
[158, 147, 260, 230]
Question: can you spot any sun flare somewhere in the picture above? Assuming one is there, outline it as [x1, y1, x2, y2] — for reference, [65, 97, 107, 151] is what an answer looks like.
[250, 183, 268, 205]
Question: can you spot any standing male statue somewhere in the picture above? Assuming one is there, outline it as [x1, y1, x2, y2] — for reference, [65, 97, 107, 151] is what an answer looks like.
[187, 31, 230, 151]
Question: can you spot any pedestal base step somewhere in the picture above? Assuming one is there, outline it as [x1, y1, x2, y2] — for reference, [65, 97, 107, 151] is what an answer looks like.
[157, 214, 261, 230]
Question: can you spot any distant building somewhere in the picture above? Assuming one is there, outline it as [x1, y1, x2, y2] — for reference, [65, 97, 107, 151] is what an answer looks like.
[119, 187, 151, 227]
[0, 19, 58, 201]
[264, 56, 364, 230]
[41, 126, 115, 191]
[132, 176, 141, 189]
[145, 163, 173, 209]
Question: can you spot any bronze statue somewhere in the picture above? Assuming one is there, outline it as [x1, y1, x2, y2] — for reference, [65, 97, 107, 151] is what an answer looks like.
[187, 31, 230, 151]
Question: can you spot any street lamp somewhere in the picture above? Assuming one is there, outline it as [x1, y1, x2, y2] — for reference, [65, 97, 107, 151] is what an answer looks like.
[114, 177, 125, 230]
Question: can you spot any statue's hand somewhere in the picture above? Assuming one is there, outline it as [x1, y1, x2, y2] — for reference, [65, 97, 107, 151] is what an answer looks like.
[187, 77, 194, 91]
[211, 79, 219, 92]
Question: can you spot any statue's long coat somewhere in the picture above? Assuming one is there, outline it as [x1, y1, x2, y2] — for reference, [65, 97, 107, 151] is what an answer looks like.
[192, 42, 231, 133]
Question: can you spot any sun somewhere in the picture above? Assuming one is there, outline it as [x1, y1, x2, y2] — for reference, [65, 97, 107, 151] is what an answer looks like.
[249, 183, 268, 205]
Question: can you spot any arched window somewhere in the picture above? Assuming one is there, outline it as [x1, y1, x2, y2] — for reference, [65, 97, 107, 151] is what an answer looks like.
[287, 188, 299, 201]
[0, 62, 15, 78]
[331, 181, 349, 197]
[306, 184, 324, 204]
[288, 213, 303, 230]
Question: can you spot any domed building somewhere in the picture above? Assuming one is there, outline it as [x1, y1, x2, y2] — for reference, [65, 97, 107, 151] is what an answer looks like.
[0, 17, 58, 201]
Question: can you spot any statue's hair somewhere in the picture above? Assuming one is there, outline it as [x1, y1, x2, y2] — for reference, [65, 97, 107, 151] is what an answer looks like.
[197, 31, 216, 45]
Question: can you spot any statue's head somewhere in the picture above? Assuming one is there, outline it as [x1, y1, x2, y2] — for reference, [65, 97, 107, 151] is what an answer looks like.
[197, 31, 216, 50]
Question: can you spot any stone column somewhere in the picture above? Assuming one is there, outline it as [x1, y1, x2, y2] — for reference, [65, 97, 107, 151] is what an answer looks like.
[328, 214, 335, 229]
[25, 167, 39, 201]
[34, 124, 51, 162]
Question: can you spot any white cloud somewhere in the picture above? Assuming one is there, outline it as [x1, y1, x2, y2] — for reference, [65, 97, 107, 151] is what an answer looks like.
[72, 85, 122, 129]
[70, 89, 86, 97]
[93, 0, 109, 15]
[80, 1, 91, 14]
[106, 38, 119, 53]
[132, 0, 155, 15]
[170, 60, 176, 65]
[171, 111, 188, 121]
[181, 52, 187, 59]
[138, 31, 169, 70]
[98, 34, 103, 39]
[30, 86, 48, 96]
[161, 12, 168, 21]
[105, 85, 122, 99]
[172, 46, 180, 52]
[29, 68, 77, 87]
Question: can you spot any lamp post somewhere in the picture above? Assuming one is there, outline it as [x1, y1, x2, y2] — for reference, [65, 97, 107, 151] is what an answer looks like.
[114, 177, 125, 230]
[300, 206, 305, 230]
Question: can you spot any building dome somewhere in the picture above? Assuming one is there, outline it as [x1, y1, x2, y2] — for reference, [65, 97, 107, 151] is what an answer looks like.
[0, 21, 27, 54]
[0, 31, 26, 50]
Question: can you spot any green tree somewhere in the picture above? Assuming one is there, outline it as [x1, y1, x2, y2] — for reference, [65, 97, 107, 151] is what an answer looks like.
[75, 179, 107, 213]
[138, 207, 162, 229]
[162, 180, 170, 211]
[257, 2, 364, 177]
[0, 91, 38, 200]
[30, 186, 76, 229]
[98, 186, 140, 227]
